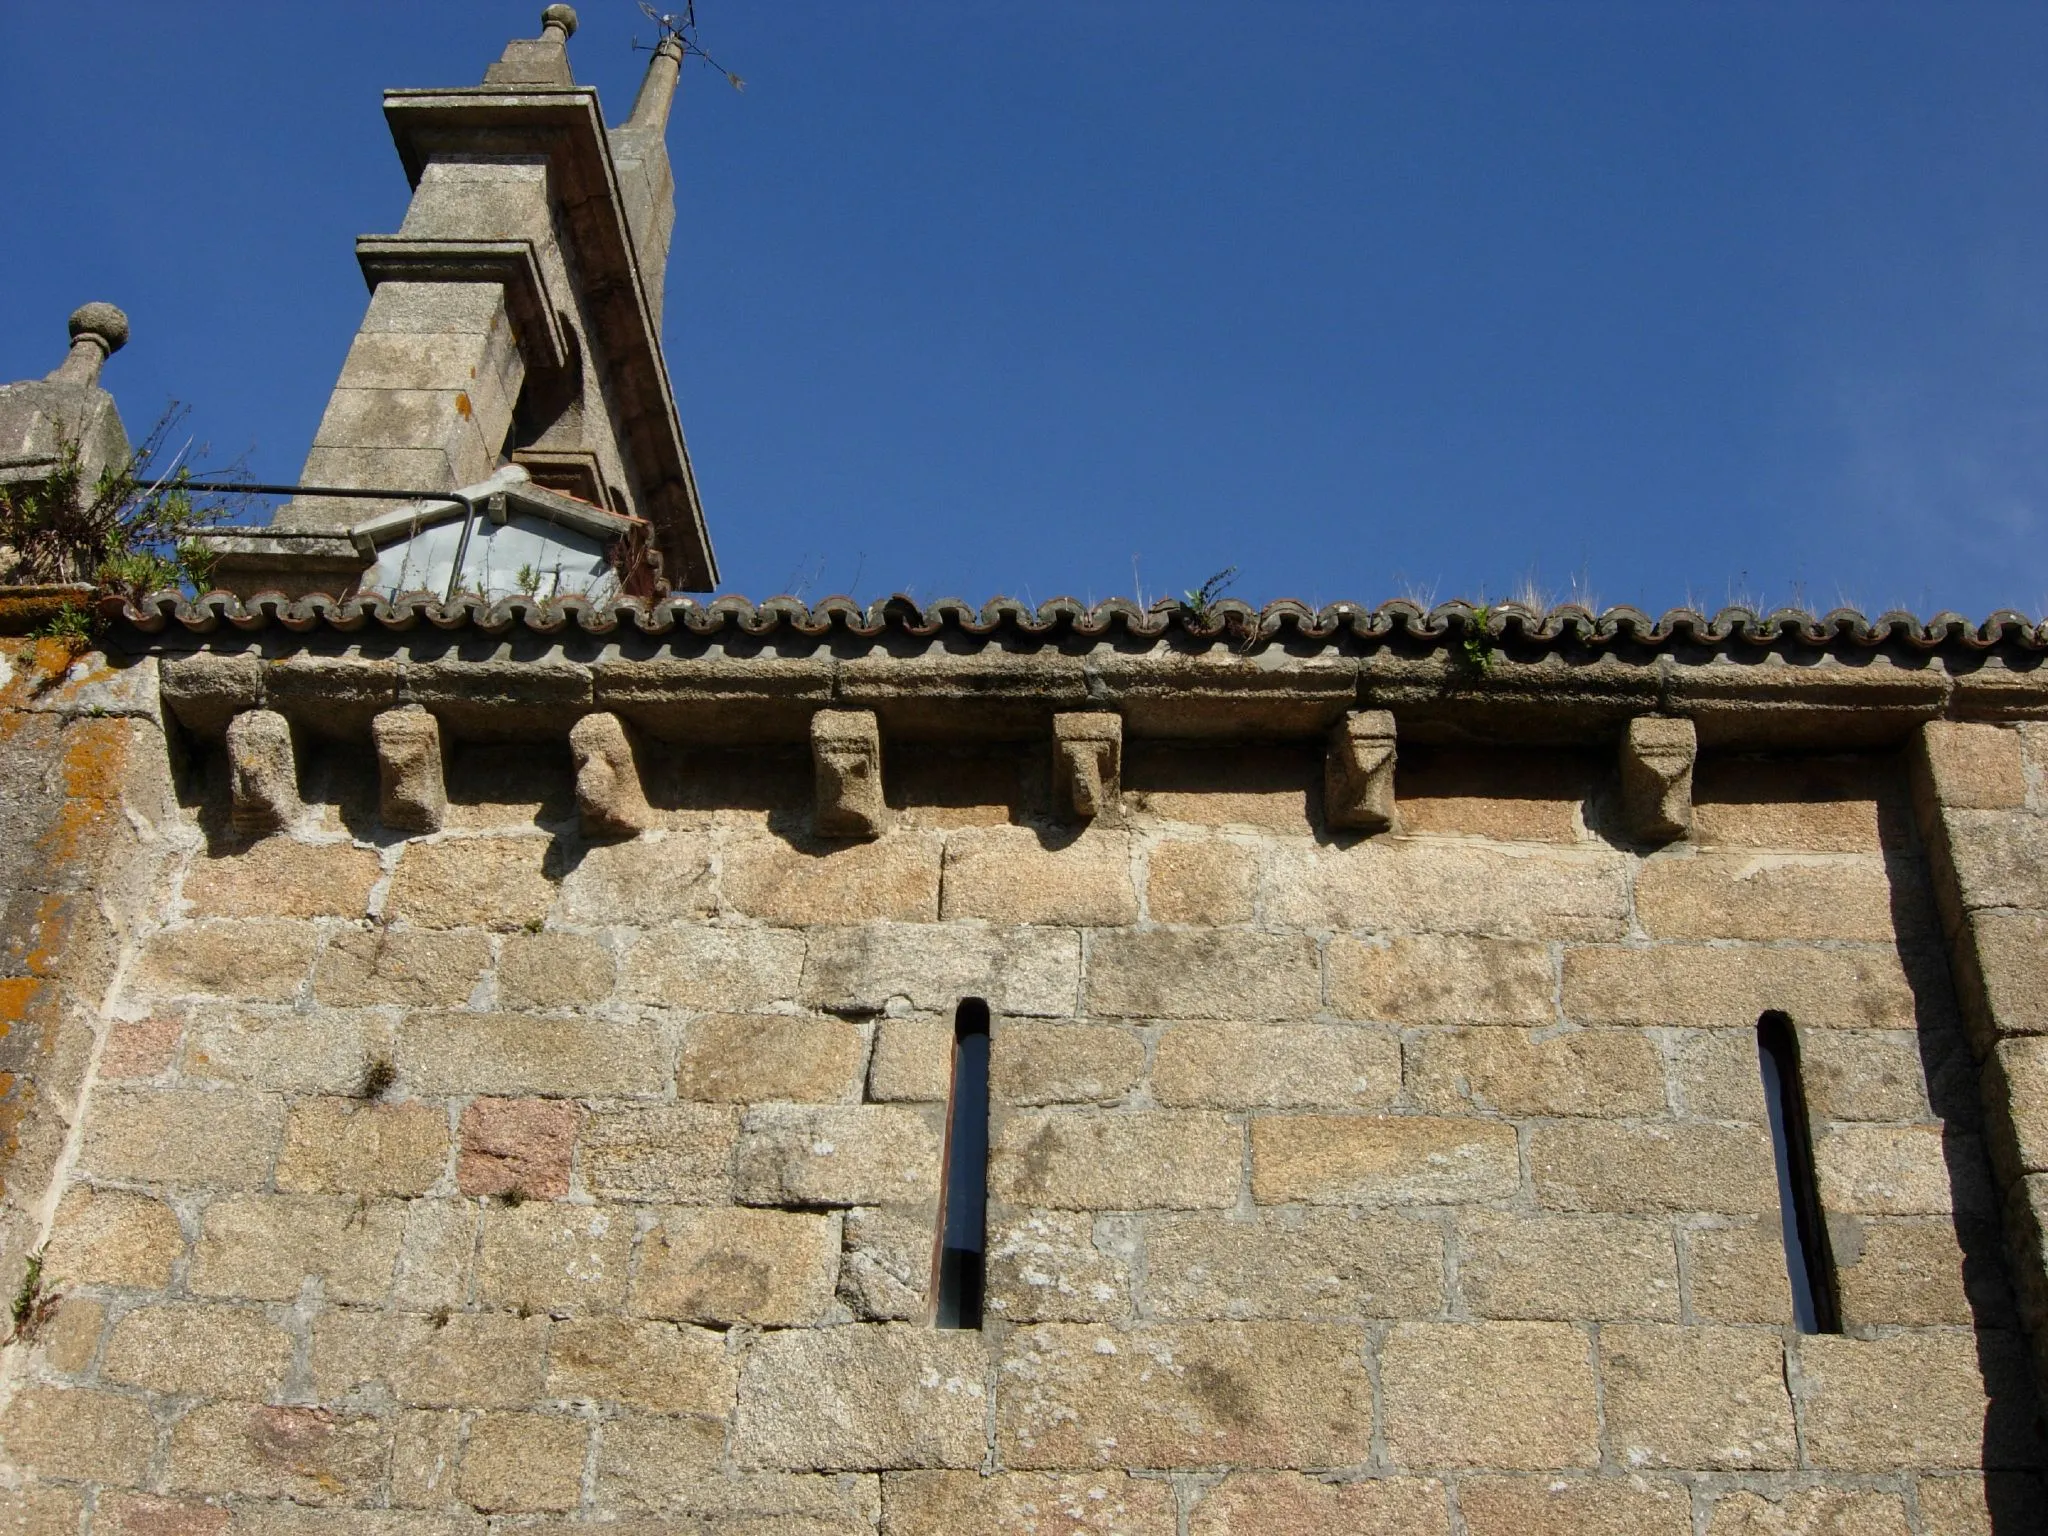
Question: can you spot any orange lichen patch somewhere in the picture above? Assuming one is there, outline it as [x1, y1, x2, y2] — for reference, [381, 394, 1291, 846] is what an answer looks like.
[38, 716, 129, 871]
[0, 975, 41, 1028]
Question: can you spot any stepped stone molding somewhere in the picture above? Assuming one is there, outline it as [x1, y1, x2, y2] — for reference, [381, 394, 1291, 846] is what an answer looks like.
[1326, 709, 1398, 833]
[371, 704, 447, 833]
[224, 708, 300, 834]
[1619, 715, 1697, 844]
[813, 708, 887, 839]
[1053, 712, 1122, 821]
[1910, 720, 2048, 1396]
[569, 710, 654, 837]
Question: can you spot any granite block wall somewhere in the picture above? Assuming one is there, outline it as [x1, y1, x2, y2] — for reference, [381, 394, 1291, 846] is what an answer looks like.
[0, 718, 2041, 1533]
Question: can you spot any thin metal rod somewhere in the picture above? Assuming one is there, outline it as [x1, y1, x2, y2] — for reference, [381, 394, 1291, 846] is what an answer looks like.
[186, 484, 481, 603]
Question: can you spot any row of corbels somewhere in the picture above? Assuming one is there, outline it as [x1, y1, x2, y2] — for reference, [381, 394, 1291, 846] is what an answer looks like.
[221, 706, 1698, 844]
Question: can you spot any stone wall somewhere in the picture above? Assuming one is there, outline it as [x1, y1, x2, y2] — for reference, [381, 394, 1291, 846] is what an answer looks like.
[0, 684, 2043, 1532]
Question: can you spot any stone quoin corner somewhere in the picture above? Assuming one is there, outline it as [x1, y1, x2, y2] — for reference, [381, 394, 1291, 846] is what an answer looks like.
[1, 8, 2046, 1533]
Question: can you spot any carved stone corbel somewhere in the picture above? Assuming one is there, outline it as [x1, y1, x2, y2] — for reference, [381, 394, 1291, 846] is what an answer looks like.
[569, 711, 655, 837]
[1620, 715, 1696, 844]
[226, 708, 302, 836]
[1325, 710, 1398, 833]
[812, 710, 887, 839]
[372, 705, 446, 833]
[1053, 713, 1122, 821]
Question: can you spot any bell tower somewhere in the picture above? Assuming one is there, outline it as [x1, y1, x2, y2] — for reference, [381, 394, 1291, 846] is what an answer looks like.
[215, 6, 716, 599]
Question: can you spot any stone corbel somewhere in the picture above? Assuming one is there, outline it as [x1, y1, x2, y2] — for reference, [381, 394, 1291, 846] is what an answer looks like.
[570, 712, 655, 837]
[372, 706, 447, 833]
[813, 710, 887, 839]
[1326, 710, 1398, 833]
[1620, 715, 1697, 844]
[226, 709, 302, 836]
[1053, 713, 1122, 821]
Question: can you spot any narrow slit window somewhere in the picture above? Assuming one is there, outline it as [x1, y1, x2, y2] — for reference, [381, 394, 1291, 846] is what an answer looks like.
[1756, 1010, 1840, 1333]
[933, 998, 991, 1329]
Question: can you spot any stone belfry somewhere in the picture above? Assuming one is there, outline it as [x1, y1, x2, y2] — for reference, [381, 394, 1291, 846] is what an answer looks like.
[217, 5, 717, 599]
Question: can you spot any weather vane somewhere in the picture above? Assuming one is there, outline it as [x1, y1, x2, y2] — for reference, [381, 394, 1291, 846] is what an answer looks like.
[636, 1, 744, 91]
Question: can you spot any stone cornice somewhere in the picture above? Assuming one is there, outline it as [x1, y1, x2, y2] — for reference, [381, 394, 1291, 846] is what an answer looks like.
[126, 592, 2048, 750]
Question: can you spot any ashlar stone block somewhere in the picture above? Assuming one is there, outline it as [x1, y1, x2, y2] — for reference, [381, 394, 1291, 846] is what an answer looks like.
[385, 836, 554, 930]
[1144, 835, 1258, 925]
[276, 1097, 448, 1196]
[1327, 933, 1555, 1027]
[0, 1387, 155, 1486]
[547, 1316, 735, 1416]
[458, 1412, 586, 1513]
[1563, 942, 1917, 1031]
[1600, 1324, 1795, 1469]
[1798, 1330, 2040, 1471]
[1379, 1321, 1599, 1470]
[1457, 1210, 1678, 1321]
[885, 1471, 1178, 1534]
[724, 830, 942, 925]
[1459, 1477, 1691, 1536]
[991, 1109, 1240, 1210]
[738, 1104, 943, 1207]
[1408, 1026, 1665, 1118]
[676, 1012, 867, 1103]
[475, 1201, 633, 1313]
[941, 825, 1137, 925]
[183, 837, 381, 920]
[1189, 1473, 1451, 1536]
[1530, 1122, 1777, 1214]
[1085, 929, 1319, 1020]
[984, 1210, 1134, 1324]
[993, 1023, 1146, 1106]
[735, 1323, 986, 1470]
[165, 1404, 390, 1503]
[1151, 1021, 1400, 1110]
[1705, 1489, 1911, 1536]
[190, 1193, 405, 1303]
[998, 1322, 1373, 1470]
[579, 1104, 737, 1204]
[1147, 1209, 1443, 1321]
[1251, 1114, 1519, 1206]
[81, 1088, 284, 1188]
[633, 1206, 842, 1326]
[44, 1184, 184, 1289]
[102, 1303, 295, 1400]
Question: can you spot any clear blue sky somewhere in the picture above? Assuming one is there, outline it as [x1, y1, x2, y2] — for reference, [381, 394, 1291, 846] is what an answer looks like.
[8, 2, 2047, 617]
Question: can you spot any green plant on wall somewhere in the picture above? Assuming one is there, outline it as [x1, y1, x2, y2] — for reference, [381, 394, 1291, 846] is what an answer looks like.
[1460, 603, 1496, 673]
[1180, 566, 1239, 624]
[0, 406, 238, 598]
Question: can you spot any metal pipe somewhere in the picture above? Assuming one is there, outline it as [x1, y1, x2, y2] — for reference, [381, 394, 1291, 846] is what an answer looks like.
[181, 482, 480, 601]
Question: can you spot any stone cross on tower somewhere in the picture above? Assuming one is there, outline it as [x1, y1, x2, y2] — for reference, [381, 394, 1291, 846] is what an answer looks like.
[214, 6, 716, 600]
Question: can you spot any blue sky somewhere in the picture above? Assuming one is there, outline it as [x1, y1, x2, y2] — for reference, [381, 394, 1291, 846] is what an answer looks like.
[8, 2, 2048, 617]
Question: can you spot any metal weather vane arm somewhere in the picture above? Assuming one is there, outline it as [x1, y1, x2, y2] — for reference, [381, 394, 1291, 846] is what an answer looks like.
[637, 0, 744, 89]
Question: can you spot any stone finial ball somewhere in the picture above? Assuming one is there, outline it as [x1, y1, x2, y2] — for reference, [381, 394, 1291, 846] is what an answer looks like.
[68, 303, 129, 355]
[541, 4, 579, 37]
